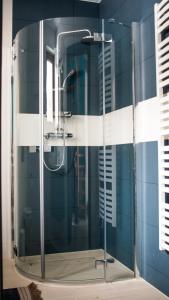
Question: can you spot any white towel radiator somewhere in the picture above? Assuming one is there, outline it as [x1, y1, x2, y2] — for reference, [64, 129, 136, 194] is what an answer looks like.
[155, 0, 169, 251]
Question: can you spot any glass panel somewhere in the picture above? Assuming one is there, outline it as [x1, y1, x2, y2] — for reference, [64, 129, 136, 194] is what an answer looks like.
[13, 23, 41, 277]
[43, 17, 105, 282]
[13, 16, 135, 283]
[103, 19, 135, 282]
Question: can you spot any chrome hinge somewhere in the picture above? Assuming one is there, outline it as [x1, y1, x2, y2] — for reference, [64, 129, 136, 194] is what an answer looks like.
[95, 258, 115, 268]
[12, 45, 17, 60]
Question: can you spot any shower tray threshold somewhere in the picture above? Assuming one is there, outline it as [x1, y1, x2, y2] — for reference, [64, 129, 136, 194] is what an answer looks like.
[16, 249, 134, 282]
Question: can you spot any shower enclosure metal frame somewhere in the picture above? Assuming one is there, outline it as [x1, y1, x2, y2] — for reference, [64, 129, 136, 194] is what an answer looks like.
[39, 20, 45, 280]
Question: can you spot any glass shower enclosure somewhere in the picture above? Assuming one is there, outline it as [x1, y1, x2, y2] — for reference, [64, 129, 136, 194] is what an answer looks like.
[12, 17, 135, 282]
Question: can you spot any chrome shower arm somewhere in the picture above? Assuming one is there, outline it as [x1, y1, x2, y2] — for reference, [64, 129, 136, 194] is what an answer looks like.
[56, 29, 92, 67]
[54, 29, 92, 130]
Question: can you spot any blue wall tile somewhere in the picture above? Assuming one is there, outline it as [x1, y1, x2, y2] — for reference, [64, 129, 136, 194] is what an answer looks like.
[100, 0, 126, 19]
[144, 225, 169, 279]
[13, 0, 99, 37]
[136, 180, 143, 222]
[116, 144, 134, 181]
[116, 70, 132, 109]
[106, 144, 134, 271]
[75, 2, 99, 18]
[116, 179, 133, 218]
[144, 265, 169, 297]
[112, 0, 143, 23]
[135, 144, 143, 182]
[141, 14, 155, 61]
[100, 0, 159, 103]
[100, 0, 161, 22]
[142, 183, 158, 227]
[143, 142, 158, 184]
[116, 248, 134, 271]
[141, 0, 161, 20]
[115, 34, 132, 76]
[136, 142, 158, 184]
[141, 55, 156, 101]
[136, 141, 169, 296]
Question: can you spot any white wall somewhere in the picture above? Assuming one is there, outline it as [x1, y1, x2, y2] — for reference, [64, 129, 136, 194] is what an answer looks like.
[1, 0, 13, 259]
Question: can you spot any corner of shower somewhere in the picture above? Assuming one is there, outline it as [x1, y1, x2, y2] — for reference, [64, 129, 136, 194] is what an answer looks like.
[12, 16, 136, 284]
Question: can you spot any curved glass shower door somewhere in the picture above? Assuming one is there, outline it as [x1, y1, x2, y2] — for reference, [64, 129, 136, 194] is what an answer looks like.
[103, 19, 135, 282]
[42, 17, 106, 282]
[13, 17, 108, 282]
[13, 22, 42, 278]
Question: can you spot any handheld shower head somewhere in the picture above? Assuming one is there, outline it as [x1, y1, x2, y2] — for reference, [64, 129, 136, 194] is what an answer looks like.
[62, 69, 76, 90]
[67, 69, 76, 77]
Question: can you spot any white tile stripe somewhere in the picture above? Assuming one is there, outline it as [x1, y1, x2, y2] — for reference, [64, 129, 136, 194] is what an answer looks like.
[135, 97, 160, 143]
[16, 106, 133, 147]
[16, 98, 160, 148]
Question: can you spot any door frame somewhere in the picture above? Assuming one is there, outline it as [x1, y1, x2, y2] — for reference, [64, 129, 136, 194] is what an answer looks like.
[0, 0, 3, 297]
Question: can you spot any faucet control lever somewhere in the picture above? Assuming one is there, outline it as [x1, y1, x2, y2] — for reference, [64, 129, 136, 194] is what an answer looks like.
[61, 111, 72, 118]
[44, 131, 73, 140]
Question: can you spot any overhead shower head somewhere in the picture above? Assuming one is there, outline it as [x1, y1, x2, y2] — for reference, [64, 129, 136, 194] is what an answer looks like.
[81, 35, 95, 44]
[81, 32, 103, 44]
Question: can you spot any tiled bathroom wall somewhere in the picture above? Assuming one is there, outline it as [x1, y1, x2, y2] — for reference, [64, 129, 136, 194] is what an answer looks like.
[100, 0, 161, 102]
[100, 0, 169, 296]
[136, 141, 169, 296]
[13, 0, 99, 37]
